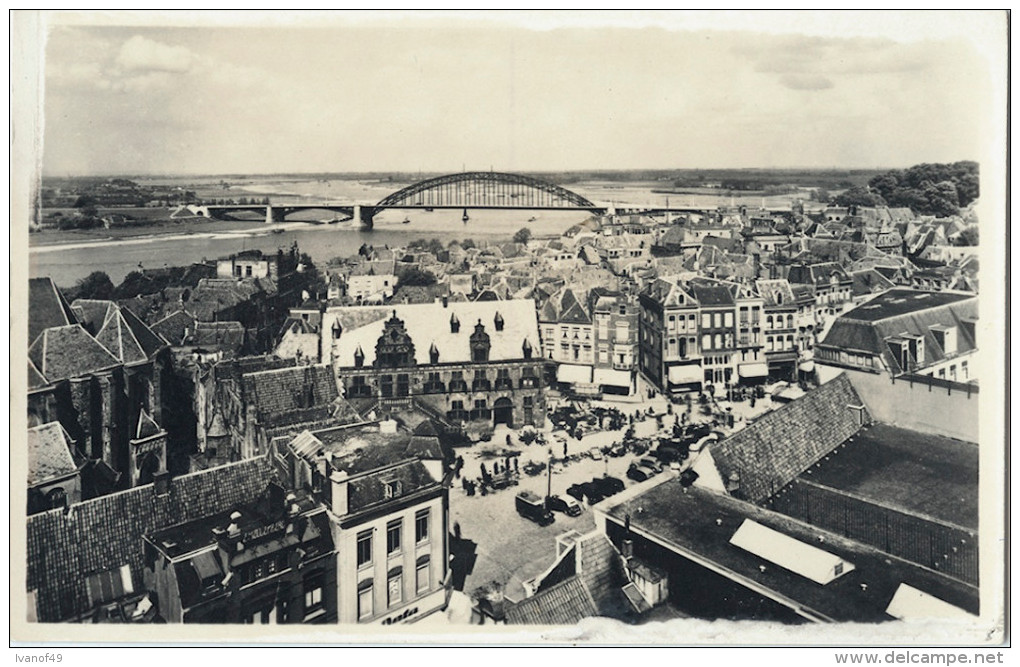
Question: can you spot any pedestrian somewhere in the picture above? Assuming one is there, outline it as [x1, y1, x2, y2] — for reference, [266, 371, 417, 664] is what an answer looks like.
[493, 461, 500, 475]
[506, 434, 512, 447]
[563, 442, 568, 458]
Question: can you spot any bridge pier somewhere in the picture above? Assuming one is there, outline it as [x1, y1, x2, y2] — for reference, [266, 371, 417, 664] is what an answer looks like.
[265, 206, 288, 224]
[354, 205, 375, 230]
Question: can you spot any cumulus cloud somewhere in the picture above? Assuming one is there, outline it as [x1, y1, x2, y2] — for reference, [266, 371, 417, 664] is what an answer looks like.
[115, 35, 194, 73]
[779, 73, 834, 91]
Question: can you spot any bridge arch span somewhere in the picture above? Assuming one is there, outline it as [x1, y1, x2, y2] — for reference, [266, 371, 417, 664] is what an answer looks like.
[375, 171, 598, 210]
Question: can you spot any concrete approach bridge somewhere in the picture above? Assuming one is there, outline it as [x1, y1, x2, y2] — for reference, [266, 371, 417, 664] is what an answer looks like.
[189, 171, 611, 228]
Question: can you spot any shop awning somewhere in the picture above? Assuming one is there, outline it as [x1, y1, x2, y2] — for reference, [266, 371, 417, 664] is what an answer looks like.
[593, 368, 632, 388]
[557, 364, 593, 384]
[798, 361, 815, 372]
[738, 362, 769, 379]
[667, 364, 702, 385]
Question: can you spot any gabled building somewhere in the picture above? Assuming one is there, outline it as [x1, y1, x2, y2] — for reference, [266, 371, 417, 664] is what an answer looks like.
[322, 299, 545, 429]
[27, 421, 86, 514]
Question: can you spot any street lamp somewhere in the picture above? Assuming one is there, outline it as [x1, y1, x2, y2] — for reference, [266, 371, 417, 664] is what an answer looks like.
[546, 447, 553, 504]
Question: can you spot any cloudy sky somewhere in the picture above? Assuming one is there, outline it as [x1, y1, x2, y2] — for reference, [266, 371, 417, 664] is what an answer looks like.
[33, 11, 1004, 176]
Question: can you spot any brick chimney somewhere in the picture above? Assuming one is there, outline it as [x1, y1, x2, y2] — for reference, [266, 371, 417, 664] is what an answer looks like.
[153, 469, 171, 497]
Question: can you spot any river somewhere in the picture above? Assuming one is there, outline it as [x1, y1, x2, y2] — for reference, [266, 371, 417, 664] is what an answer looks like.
[28, 178, 810, 288]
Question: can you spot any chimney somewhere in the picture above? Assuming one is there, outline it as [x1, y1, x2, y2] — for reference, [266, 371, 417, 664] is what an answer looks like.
[330, 470, 349, 516]
[227, 511, 242, 538]
[153, 469, 171, 498]
[621, 539, 634, 559]
[286, 492, 300, 516]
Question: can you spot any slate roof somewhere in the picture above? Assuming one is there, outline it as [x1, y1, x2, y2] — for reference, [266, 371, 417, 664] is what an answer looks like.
[849, 269, 896, 297]
[787, 262, 852, 287]
[28, 422, 80, 486]
[690, 284, 735, 308]
[70, 299, 116, 335]
[28, 359, 50, 391]
[29, 277, 77, 345]
[327, 299, 540, 367]
[818, 290, 977, 372]
[26, 455, 274, 621]
[149, 310, 196, 346]
[710, 374, 869, 504]
[28, 325, 121, 382]
[190, 321, 246, 352]
[755, 279, 796, 308]
[347, 460, 440, 515]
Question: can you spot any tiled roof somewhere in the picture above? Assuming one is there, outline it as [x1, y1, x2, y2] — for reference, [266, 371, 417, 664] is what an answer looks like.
[28, 422, 79, 486]
[28, 325, 121, 382]
[241, 364, 339, 424]
[26, 456, 274, 621]
[151, 310, 193, 346]
[327, 299, 540, 367]
[505, 576, 598, 625]
[29, 278, 77, 346]
[710, 374, 869, 504]
[190, 321, 246, 352]
[849, 269, 896, 296]
[212, 355, 296, 385]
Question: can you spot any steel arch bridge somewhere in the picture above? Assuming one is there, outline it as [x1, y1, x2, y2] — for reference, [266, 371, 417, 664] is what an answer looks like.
[374, 171, 600, 211]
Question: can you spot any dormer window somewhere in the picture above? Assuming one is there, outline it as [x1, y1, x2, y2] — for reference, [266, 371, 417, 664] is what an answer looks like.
[332, 321, 343, 340]
[429, 342, 440, 364]
[494, 311, 505, 331]
[383, 479, 402, 499]
[450, 313, 460, 334]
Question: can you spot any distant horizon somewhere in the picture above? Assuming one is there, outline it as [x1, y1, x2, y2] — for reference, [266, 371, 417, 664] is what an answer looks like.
[40, 162, 979, 181]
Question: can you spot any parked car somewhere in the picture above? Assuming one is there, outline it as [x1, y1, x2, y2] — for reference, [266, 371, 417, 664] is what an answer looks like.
[591, 475, 625, 497]
[589, 447, 603, 461]
[638, 457, 663, 474]
[626, 464, 651, 482]
[546, 494, 583, 517]
[579, 482, 605, 505]
[515, 491, 554, 526]
[566, 484, 586, 502]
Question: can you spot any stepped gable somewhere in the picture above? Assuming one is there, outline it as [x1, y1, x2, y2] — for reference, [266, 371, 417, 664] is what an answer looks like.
[26, 455, 274, 622]
[28, 325, 121, 382]
[29, 277, 77, 345]
[710, 374, 869, 504]
[28, 422, 79, 486]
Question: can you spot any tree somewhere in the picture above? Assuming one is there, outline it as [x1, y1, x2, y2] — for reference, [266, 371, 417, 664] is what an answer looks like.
[461, 238, 476, 249]
[832, 185, 885, 208]
[513, 227, 532, 244]
[69, 271, 114, 301]
[398, 267, 438, 287]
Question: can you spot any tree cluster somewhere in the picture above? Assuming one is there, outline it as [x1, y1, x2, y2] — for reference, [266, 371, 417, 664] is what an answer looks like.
[835, 161, 978, 217]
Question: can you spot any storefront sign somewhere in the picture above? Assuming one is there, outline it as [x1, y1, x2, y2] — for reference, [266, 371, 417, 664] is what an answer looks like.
[381, 606, 418, 625]
[242, 519, 286, 543]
